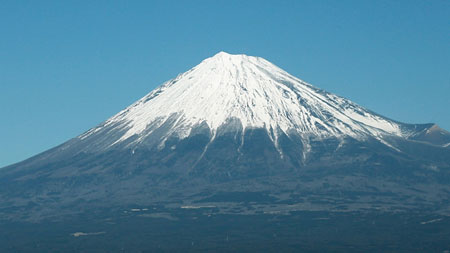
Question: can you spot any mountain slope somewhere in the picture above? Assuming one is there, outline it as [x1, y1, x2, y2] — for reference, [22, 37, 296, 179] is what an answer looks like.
[1, 52, 449, 222]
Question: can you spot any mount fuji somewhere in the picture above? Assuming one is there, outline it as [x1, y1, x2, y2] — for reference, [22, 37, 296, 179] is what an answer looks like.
[1, 52, 450, 222]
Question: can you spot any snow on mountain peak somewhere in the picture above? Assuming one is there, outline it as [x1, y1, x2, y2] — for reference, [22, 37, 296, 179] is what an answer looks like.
[79, 52, 405, 149]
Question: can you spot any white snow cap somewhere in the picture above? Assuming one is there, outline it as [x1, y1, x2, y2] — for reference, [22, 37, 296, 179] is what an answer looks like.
[80, 51, 404, 146]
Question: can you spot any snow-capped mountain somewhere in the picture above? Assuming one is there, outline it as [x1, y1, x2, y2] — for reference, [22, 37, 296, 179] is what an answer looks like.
[1, 52, 449, 222]
[77, 52, 418, 155]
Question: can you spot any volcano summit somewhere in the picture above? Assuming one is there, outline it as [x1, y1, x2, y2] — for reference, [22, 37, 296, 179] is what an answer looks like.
[1, 52, 450, 222]
[80, 52, 411, 152]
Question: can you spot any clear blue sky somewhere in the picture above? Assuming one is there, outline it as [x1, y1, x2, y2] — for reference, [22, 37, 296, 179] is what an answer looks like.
[1, 0, 449, 167]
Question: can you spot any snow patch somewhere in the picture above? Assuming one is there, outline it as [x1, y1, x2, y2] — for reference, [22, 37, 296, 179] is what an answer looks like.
[71, 231, 106, 237]
[420, 218, 443, 225]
